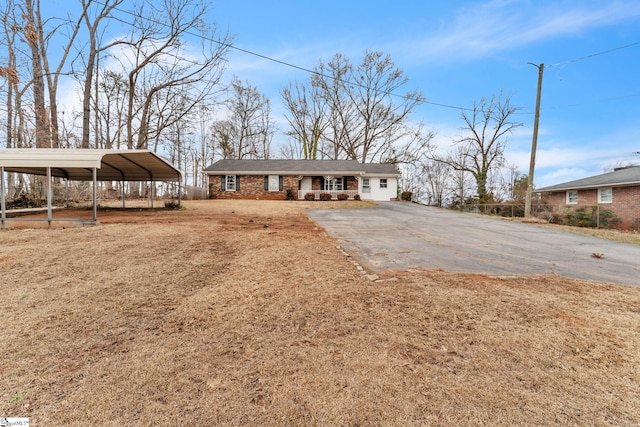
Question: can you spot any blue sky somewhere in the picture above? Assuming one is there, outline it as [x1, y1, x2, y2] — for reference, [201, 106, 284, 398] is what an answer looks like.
[38, 0, 640, 188]
[209, 0, 640, 188]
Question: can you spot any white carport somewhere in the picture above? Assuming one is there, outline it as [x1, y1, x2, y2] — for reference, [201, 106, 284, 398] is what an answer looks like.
[0, 149, 182, 227]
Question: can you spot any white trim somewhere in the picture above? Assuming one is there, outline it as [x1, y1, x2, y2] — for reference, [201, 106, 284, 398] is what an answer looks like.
[268, 175, 279, 192]
[225, 175, 237, 191]
[598, 188, 613, 204]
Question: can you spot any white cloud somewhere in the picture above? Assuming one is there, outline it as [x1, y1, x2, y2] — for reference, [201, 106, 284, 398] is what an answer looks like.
[400, 0, 640, 64]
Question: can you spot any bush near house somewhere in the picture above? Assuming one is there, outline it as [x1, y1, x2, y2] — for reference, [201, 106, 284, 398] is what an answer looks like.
[400, 191, 412, 201]
[304, 192, 315, 201]
[286, 188, 295, 200]
[353, 194, 361, 201]
[337, 193, 349, 200]
[551, 206, 620, 228]
[319, 193, 332, 201]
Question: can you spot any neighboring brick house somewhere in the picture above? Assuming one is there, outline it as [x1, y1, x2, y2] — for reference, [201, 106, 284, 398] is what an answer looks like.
[537, 166, 640, 228]
[204, 159, 399, 201]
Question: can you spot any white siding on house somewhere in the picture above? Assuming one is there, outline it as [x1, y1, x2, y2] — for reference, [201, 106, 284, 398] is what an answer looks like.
[360, 176, 397, 201]
[300, 177, 312, 191]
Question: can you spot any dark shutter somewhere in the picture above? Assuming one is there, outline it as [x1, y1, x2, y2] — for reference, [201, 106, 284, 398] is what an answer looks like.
[320, 176, 325, 190]
[279, 176, 283, 191]
[343, 177, 347, 190]
[236, 176, 240, 191]
[264, 176, 269, 190]
[221, 176, 225, 191]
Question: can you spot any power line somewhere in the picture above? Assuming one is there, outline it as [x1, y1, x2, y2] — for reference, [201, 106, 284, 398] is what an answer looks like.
[97, 0, 476, 112]
[91, 1, 640, 115]
[548, 41, 640, 67]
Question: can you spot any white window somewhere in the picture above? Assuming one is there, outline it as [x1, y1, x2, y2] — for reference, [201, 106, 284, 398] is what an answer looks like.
[268, 175, 279, 192]
[566, 190, 578, 204]
[598, 188, 613, 204]
[380, 178, 388, 189]
[324, 177, 343, 191]
[362, 178, 371, 193]
[225, 175, 236, 191]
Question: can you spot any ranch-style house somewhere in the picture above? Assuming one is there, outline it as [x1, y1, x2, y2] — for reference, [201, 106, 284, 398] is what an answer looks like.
[204, 159, 399, 201]
[537, 165, 640, 229]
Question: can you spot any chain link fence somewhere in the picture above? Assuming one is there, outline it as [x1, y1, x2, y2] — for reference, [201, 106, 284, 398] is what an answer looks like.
[457, 202, 640, 230]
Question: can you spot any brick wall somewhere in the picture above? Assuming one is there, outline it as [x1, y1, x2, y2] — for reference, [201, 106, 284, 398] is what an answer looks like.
[208, 175, 299, 200]
[542, 186, 640, 228]
[209, 175, 360, 200]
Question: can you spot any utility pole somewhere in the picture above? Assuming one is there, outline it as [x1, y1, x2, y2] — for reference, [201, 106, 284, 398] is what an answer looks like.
[525, 63, 544, 219]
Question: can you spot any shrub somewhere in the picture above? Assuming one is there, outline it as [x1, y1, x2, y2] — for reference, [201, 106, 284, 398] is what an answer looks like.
[285, 188, 295, 200]
[337, 193, 349, 200]
[319, 192, 332, 201]
[304, 192, 315, 201]
[164, 200, 181, 209]
[353, 194, 361, 201]
[400, 191, 412, 201]
[551, 206, 620, 229]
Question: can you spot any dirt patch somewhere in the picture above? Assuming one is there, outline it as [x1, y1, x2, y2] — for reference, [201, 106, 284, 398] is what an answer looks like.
[1, 200, 639, 425]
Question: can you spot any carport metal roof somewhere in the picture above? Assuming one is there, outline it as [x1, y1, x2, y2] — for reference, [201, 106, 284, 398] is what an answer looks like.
[1, 149, 182, 227]
[0, 149, 182, 181]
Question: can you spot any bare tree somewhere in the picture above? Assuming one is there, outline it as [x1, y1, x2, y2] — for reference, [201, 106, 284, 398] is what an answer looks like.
[312, 53, 357, 160]
[18, 0, 48, 148]
[79, 0, 124, 148]
[283, 51, 428, 164]
[281, 80, 328, 160]
[348, 51, 426, 163]
[1, 0, 19, 150]
[119, 0, 232, 149]
[96, 70, 128, 149]
[437, 94, 522, 203]
[212, 77, 273, 159]
[1, 0, 21, 196]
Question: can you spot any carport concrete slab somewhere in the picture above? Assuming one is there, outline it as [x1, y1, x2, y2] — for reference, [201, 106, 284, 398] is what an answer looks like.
[307, 202, 640, 286]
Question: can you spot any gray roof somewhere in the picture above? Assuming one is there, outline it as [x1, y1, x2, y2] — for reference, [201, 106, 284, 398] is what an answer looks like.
[0, 149, 181, 181]
[537, 166, 640, 192]
[203, 159, 399, 176]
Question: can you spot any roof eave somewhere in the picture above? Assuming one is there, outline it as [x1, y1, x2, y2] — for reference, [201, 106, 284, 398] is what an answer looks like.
[537, 181, 640, 192]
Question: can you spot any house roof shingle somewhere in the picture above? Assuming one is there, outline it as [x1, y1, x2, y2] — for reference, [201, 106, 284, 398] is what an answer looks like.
[537, 166, 640, 192]
[203, 159, 399, 176]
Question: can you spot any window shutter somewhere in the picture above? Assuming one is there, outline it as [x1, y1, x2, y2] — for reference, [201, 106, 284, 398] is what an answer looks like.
[236, 176, 240, 191]
[320, 177, 325, 190]
[279, 176, 283, 191]
[264, 176, 269, 190]
[221, 176, 225, 191]
[343, 177, 347, 190]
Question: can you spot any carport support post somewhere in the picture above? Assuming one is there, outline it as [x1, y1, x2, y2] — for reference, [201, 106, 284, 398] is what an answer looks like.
[47, 167, 52, 226]
[1, 166, 6, 228]
[178, 181, 182, 208]
[121, 181, 125, 209]
[150, 181, 154, 209]
[65, 179, 70, 208]
[92, 168, 97, 222]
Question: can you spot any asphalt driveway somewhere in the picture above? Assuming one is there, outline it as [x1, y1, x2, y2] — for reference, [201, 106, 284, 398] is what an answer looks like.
[307, 202, 640, 286]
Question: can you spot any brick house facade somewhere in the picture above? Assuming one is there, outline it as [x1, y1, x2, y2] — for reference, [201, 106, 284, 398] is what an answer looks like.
[538, 166, 640, 229]
[209, 175, 300, 200]
[204, 159, 399, 201]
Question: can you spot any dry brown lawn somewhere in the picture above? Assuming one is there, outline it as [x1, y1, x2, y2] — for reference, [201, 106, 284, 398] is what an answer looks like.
[1, 200, 640, 426]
